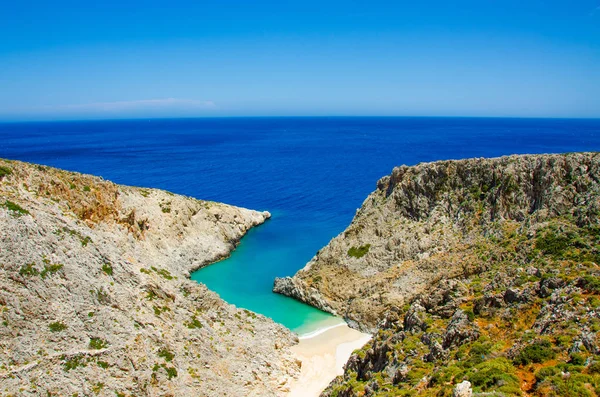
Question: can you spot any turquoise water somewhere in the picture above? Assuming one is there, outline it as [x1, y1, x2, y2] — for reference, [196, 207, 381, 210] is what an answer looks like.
[191, 211, 344, 334]
[2, 117, 600, 334]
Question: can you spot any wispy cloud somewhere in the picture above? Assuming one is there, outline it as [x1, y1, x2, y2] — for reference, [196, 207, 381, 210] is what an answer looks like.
[46, 98, 216, 112]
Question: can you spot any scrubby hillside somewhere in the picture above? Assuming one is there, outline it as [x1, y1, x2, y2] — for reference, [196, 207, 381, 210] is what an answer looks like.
[0, 159, 299, 396]
[275, 152, 600, 396]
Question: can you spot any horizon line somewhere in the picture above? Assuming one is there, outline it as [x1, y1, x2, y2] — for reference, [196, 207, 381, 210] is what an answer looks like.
[1, 114, 600, 124]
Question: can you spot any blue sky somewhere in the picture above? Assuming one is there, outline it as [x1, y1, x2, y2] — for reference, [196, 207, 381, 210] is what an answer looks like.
[1, 1, 599, 120]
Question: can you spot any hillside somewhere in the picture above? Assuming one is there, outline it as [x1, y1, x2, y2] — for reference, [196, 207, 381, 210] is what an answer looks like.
[0, 159, 300, 396]
[275, 152, 600, 396]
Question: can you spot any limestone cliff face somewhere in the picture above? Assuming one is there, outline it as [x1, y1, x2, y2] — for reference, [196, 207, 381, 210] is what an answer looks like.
[274, 153, 600, 332]
[0, 159, 299, 396]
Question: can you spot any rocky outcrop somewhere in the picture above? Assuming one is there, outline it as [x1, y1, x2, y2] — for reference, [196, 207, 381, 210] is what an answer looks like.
[452, 381, 472, 397]
[274, 153, 600, 332]
[0, 159, 299, 396]
[277, 152, 600, 396]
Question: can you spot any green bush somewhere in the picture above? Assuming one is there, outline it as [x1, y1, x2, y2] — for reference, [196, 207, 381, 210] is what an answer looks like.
[467, 358, 520, 393]
[348, 244, 371, 258]
[535, 366, 561, 382]
[49, 321, 67, 332]
[19, 263, 39, 276]
[185, 315, 203, 329]
[1, 200, 30, 216]
[535, 226, 586, 257]
[165, 366, 177, 379]
[89, 337, 108, 350]
[101, 263, 113, 276]
[579, 276, 600, 294]
[570, 353, 586, 366]
[589, 361, 600, 374]
[514, 340, 556, 365]
[536, 371, 594, 397]
[0, 166, 12, 178]
[158, 347, 174, 362]
[63, 355, 86, 371]
[41, 263, 63, 279]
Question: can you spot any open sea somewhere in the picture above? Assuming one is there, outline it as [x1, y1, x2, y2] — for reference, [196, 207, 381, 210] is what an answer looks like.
[1, 117, 599, 334]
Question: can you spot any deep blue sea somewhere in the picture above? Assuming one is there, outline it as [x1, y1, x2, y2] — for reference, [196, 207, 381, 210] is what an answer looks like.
[1, 117, 599, 334]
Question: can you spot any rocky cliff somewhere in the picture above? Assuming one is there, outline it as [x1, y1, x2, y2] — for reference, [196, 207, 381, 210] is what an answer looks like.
[0, 159, 299, 396]
[275, 152, 600, 396]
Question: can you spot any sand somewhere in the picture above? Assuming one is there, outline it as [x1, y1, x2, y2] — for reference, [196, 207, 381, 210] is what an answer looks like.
[288, 323, 372, 397]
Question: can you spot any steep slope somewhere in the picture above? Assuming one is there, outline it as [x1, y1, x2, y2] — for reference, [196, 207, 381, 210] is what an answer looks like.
[0, 159, 299, 396]
[275, 152, 600, 396]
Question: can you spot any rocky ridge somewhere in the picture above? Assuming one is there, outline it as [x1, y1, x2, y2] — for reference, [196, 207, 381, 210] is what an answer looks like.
[0, 159, 300, 396]
[275, 152, 600, 396]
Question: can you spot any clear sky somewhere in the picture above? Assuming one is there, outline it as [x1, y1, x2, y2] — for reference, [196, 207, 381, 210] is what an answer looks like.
[1, 1, 599, 120]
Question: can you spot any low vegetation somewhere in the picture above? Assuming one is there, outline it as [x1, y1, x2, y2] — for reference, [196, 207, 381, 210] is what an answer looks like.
[88, 337, 108, 350]
[1, 200, 30, 216]
[48, 321, 68, 332]
[325, 218, 600, 397]
[0, 165, 13, 178]
[348, 244, 371, 258]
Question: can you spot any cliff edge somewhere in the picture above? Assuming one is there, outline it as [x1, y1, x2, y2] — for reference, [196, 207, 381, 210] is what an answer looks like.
[0, 159, 299, 396]
[275, 152, 600, 396]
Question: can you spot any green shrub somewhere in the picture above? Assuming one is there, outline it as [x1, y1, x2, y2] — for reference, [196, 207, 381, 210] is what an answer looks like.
[89, 337, 108, 350]
[80, 236, 92, 247]
[165, 366, 177, 379]
[160, 201, 172, 213]
[536, 371, 594, 397]
[535, 366, 561, 382]
[464, 309, 475, 322]
[348, 244, 371, 258]
[19, 263, 39, 276]
[91, 382, 104, 394]
[158, 347, 174, 362]
[63, 355, 86, 371]
[570, 353, 586, 366]
[41, 263, 63, 279]
[101, 263, 113, 276]
[49, 321, 67, 332]
[467, 358, 520, 393]
[151, 266, 173, 280]
[185, 315, 203, 329]
[589, 362, 600, 374]
[579, 276, 600, 294]
[465, 341, 493, 366]
[1, 200, 30, 216]
[0, 166, 12, 178]
[514, 340, 556, 365]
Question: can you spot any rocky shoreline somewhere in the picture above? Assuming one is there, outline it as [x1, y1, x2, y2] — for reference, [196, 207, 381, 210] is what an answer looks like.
[0, 159, 299, 396]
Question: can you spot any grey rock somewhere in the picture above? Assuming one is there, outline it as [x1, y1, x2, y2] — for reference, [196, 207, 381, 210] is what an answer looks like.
[0, 159, 300, 396]
[274, 153, 600, 330]
[403, 302, 428, 333]
[442, 309, 480, 349]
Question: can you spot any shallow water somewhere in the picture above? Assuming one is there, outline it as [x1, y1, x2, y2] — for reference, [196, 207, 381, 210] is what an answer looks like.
[1, 117, 599, 334]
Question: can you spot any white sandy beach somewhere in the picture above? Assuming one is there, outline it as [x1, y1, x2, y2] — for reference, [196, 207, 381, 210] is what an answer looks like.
[288, 323, 372, 397]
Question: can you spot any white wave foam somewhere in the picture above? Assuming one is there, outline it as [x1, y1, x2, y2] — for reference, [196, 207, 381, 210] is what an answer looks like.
[298, 321, 347, 340]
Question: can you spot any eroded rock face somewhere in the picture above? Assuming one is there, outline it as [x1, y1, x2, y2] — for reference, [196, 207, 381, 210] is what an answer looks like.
[274, 153, 600, 332]
[0, 159, 299, 396]
[307, 152, 600, 396]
